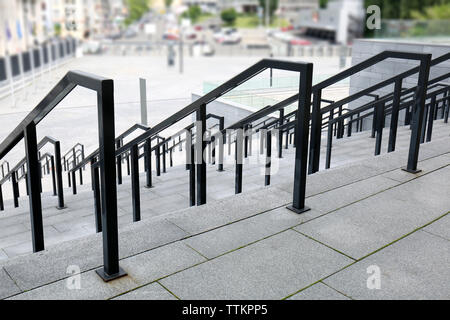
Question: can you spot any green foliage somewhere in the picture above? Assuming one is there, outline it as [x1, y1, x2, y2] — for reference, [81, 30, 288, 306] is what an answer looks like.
[411, 3, 450, 19]
[319, 0, 329, 8]
[54, 23, 61, 36]
[125, 0, 149, 26]
[364, 0, 450, 36]
[364, 0, 449, 19]
[165, 0, 173, 8]
[181, 5, 202, 23]
[258, 0, 279, 23]
[221, 8, 238, 26]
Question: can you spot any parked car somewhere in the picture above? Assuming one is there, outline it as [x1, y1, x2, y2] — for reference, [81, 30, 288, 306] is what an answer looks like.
[290, 39, 312, 46]
[124, 29, 137, 38]
[185, 29, 197, 40]
[163, 32, 179, 41]
[213, 28, 241, 44]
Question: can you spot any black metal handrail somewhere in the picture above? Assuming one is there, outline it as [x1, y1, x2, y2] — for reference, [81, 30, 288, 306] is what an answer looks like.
[0, 70, 125, 281]
[323, 72, 449, 169]
[308, 51, 438, 174]
[0, 135, 65, 210]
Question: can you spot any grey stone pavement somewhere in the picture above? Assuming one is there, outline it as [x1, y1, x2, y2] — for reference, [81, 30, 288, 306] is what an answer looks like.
[0, 120, 448, 299]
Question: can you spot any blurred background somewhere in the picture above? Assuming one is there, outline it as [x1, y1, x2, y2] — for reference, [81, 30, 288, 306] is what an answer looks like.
[0, 0, 448, 62]
[0, 0, 448, 163]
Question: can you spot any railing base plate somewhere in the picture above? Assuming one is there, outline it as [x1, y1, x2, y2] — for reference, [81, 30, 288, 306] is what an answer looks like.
[401, 167, 422, 174]
[95, 267, 127, 282]
[144, 185, 154, 189]
[56, 206, 67, 210]
[286, 205, 311, 214]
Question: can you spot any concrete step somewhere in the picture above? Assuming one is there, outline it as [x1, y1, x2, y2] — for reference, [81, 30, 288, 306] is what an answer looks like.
[1, 133, 449, 299]
[0, 120, 448, 262]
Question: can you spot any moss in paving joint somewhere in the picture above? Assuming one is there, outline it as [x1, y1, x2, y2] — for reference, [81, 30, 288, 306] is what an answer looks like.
[291, 228, 357, 261]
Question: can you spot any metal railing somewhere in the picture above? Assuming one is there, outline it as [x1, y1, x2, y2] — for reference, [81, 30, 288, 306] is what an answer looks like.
[2, 52, 448, 282]
[0, 70, 125, 281]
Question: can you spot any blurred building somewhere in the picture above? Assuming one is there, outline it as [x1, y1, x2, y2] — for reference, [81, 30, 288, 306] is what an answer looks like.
[220, 0, 258, 13]
[279, 0, 319, 23]
[0, 0, 124, 57]
[294, 0, 365, 44]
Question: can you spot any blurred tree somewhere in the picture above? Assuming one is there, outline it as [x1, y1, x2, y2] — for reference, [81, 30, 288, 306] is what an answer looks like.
[411, 3, 450, 19]
[165, 0, 173, 8]
[125, 0, 149, 25]
[258, 0, 279, 23]
[221, 8, 238, 26]
[319, 0, 329, 8]
[364, 0, 450, 36]
[182, 5, 202, 23]
[365, 0, 449, 19]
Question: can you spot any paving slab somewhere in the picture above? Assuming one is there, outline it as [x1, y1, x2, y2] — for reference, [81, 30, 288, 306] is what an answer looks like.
[160, 230, 353, 299]
[167, 185, 292, 235]
[0, 267, 21, 299]
[287, 282, 350, 300]
[8, 241, 204, 300]
[1, 216, 188, 292]
[423, 214, 450, 241]
[295, 167, 450, 259]
[381, 153, 450, 183]
[113, 282, 177, 300]
[306, 175, 399, 213]
[323, 231, 450, 300]
[184, 206, 323, 259]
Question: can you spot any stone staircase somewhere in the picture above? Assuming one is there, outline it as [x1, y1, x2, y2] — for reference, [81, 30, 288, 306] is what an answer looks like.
[0, 120, 449, 262]
[1, 127, 449, 300]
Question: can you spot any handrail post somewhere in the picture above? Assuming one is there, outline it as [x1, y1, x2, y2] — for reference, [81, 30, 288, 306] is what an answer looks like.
[95, 79, 126, 281]
[244, 124, 249, 158]
[196, 103, 207, 205]
[92, 158, 102, 233]
[347, 115, 353, 137]
[374, 101, 385, 156]
[278, 109, 284, 158]
[116, 140, 122, 185]
[186, 129, 192, 170]
[444, 89, 449, 123]
[54, 141, 65, 209]
[403, 54, 431, 174]
[24, 122, 44, 252]
[162, 141, 166, 173]
[155, 144, 161, 176]
[145, 138, 153, 188]
[50, 155, 57, 196]
[211, 135, 216, 165]
[426, 95, 437, 142]
[71, 169, 77, 194]
[235, 127, 243, 194]
[11, 171, 19, 208]
[325, 121, 333, 169]
[308, 89, 322, 174]
[388, 79, 402, 152]
[265, 130, 271, 186]
[126, 153, 130, 176]
[287, 63, 313, 214]
[189, 144, 195, 206]
[0, 184, 3, 211]
[420, 103, 429, 143]
[371, 95, 379, 138]
[218, 118, 224, 172]
[130, 144, 141, 222]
